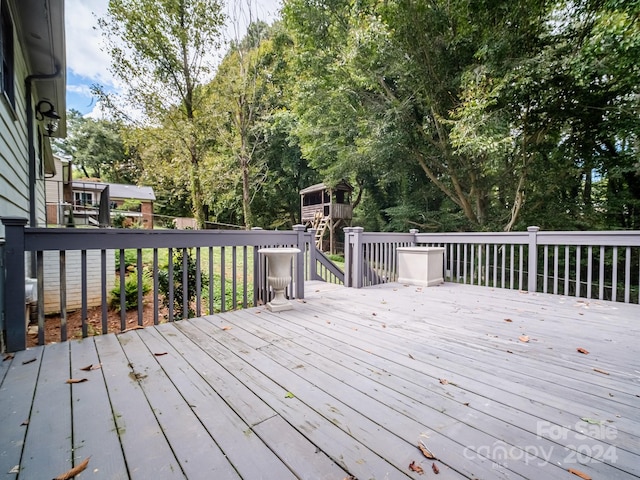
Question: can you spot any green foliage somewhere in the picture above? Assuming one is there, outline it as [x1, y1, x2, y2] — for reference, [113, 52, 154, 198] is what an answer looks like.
[114, 249, 138, 271]
[158, 249, 209, 320]
[109, 270, 151, 311]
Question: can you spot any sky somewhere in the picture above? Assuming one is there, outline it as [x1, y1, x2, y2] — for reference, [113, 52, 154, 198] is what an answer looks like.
[64, 0, 282, 117]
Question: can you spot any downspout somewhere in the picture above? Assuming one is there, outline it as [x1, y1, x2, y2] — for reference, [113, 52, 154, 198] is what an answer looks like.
[25, 62, 62, 228]
[25, 62, 62, 278]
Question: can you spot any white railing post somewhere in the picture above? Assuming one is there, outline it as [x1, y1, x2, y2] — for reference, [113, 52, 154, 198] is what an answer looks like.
[2, 217, 28, 352]
[351, 227, 364, 288]
[410, 229, 419, 246]
[293, 225, 306, 299]
[527, 226, 540, 293]
[343, 227, 353, 287]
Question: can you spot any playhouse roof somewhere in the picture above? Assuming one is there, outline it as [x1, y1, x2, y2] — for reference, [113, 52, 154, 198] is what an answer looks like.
[300, 181, 353, 195]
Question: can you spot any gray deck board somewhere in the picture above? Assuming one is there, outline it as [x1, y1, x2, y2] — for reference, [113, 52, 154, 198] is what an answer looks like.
[1, 282, 638, 479]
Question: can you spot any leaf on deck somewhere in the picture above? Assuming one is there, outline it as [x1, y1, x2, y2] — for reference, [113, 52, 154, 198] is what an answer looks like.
[79, 364, 102, 371]
[66, 378, 88, 384]
[284, 392, 295, 398]
[22, 358, 37, 365]
[53, 457, 90, 480]
[568, 468, 592, 480]
[3, 353, 14, 361]
[593, 368, 609, 375]
[518, 335, 530, 343]
[408, 461, 424, 474]
[576, 347, 589, 355]
[580, 417, 602, 425]
[154, 352, 168, 356]
[21, 420, 29, 426]
[418, 441, 435, 459]
[343, 476, 357, 480]
[221, 326, 232, 331]
[439, 379, 449, 385]
[432, 462, 440, 474]
[504, 318, 513, 322]
[119, 325, 145, 333]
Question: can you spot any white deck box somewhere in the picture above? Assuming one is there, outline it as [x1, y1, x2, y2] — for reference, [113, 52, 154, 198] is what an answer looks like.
[397, 247, 445, 287]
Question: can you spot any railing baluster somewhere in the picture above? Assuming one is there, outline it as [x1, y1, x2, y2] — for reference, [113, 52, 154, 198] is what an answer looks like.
[101, 249, 108, 334]
[599, 246, 605, 300]
[220, 246, 226, 312]
[501, 245, 506, 289]
[168, 248, 174, 321]
[232, 246, 237, 308]
[209, 246, 214, 314]
[518, 245, 524, 290]
[81, 250, 87, 337]
[575, 246, 581, 298]
[137, 248, 143, 325]
[243, 246, 248, 308]
[564, 246, 570, 296]
[471, 244, 476, 285]
[119, 249, 126, 330]
[463, 244, 468, 284]
[492, 244, 497, 287]
[624, 247, 631, 303]
[553, 245, 559, 295]
[510, 245, 515, 289]
[196, 247, 202, 317]
[587, 246, 593, 299]
[60, 250, 67, 342]
[612, 246, 618, 302]
[543, 245, 549, 293]
[153, 249, 159, 324]
[182, 247, 188, 319]
[37, 251, 45, 345]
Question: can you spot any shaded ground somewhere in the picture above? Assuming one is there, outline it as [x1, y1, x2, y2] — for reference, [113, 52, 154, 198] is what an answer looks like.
[28, 292, 167, 347]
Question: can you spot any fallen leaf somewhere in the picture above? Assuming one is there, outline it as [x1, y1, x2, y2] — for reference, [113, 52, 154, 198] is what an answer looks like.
[408, 461, 424, 474]
[54, 457, 90, 480]
[79, 364, 101, 371]
[8, 465, 19, 474]
[580, 417, 602, 425]
[372, 312, 377, 316]
[463, 402, 470, 406]
[504, 318, 513, 323]
[21, 420, 29, 426]
[3, 354, 14, 361]
[506, 350, 513, 354]
[568, 468, 592, 480]
[432, 462, 440, 474]
[439, 379, 449, 385]
[408, 354, 415, 360]
[284, 392, 295, 399]
[66, 378, 88, 384]
[119, 325, 145, 333]
[519, 335, 530, 343]
[382, 324, 387, 328]
[343, 477, 357, 480]
[593, 368, 609, 375]
[22, 358, 36, 365]
[418, 442, 435, 459]
[577, 347, 589, 355]
[154, 352, 168, 356]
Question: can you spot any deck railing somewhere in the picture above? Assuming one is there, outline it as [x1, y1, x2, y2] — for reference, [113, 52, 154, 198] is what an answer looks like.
[1, 219, 316, 351]
[344, 226, 640, 305]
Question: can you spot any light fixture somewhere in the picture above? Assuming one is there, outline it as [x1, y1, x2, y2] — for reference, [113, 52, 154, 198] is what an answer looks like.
[35, 100, 61, 137]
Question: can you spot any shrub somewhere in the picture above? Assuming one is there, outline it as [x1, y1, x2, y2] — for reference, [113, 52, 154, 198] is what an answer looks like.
[109, 270, 151, 312]
[158, 248, 208, 320]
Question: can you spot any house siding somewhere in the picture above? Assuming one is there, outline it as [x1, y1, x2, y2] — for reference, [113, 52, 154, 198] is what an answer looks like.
[0, 3, 48, 240]
[42, 250, 116, 315]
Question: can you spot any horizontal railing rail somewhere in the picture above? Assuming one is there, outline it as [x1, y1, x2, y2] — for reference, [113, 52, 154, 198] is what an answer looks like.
[312, 248, 344, 285]
[1, 218, 315, 351]
[345, 226, 640, 306]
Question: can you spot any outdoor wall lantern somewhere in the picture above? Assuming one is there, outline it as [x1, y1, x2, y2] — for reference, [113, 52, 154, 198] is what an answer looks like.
[35, 99, 61, 137]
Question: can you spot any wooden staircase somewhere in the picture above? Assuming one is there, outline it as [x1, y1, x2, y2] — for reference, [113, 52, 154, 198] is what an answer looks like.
[312, 213, 329, 250]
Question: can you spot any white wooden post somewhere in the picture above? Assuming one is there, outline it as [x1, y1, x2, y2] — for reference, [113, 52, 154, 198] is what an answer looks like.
[527, 226, 540, 293]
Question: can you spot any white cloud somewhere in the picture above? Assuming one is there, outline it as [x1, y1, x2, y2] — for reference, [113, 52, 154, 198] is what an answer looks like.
[65, 0, 113, 85]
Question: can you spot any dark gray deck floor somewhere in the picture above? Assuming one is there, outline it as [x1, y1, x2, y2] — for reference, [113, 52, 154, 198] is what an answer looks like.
[1, 282, 639, 479]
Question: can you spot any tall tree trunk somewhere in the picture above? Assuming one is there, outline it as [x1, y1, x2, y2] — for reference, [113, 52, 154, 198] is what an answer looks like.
[190, 147, 205, 229]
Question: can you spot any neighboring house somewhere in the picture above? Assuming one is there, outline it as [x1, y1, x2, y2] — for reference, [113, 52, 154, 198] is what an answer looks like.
[0, 0, 66, 239]
[45, 154, 72, 225]
[71, 180, 156, 229]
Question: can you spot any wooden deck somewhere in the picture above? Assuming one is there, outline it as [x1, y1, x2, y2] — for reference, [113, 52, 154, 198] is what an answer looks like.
[1, 282, 639, 479]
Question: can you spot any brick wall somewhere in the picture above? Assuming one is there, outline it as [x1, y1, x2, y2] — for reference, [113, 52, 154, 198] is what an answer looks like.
[141, 201, 153, 229]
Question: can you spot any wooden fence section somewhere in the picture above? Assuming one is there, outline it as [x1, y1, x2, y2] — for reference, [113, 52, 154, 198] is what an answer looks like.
[345, 226, 640, 305]
[1, 219, 315, 351]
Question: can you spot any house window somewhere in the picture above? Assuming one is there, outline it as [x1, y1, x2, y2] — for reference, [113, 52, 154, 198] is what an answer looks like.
[0, 0, 15, 108]
[74, 191, 94, 206]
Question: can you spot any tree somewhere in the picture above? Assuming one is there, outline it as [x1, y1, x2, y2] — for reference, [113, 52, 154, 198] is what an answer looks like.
[97, 0, 225, 228]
